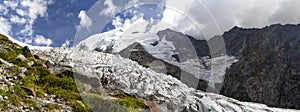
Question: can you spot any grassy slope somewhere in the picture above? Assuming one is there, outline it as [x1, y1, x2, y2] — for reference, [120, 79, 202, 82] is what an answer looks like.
[0, 34, 147, 111]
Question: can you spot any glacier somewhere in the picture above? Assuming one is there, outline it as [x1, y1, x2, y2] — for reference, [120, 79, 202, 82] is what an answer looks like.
[33, 47, 299, 112]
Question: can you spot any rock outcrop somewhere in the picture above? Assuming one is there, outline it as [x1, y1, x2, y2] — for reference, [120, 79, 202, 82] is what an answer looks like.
[145, 25, 300, 110]
[119, 42, 208, 91]
[0, 34, 72, 111]
[157, 29, 211, 61]
[220, 24, 300, 109]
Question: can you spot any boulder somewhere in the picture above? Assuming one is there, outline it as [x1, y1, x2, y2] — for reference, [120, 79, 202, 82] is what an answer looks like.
[16, 54, 28, 62]
[27, 61, 34, 67]
[22, 46, 32, 57]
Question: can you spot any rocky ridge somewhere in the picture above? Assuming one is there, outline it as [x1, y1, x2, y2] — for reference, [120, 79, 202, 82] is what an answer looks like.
[117, 24, 300, 110]
[220, 24, 300, 109]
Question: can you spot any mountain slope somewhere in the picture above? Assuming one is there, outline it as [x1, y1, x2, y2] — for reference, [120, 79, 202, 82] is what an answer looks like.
[33, 47, 299, 112]
[0, 34, 85, 111]
[76, 23, 300, 110]
[220, 24, 300, 109]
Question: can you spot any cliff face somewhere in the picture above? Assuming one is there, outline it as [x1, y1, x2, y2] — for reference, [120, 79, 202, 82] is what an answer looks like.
[157, 29, 211, 61]
[119, 42, 208, 91]
[220, 24, 300, 109]
[117, 24, 300, 109]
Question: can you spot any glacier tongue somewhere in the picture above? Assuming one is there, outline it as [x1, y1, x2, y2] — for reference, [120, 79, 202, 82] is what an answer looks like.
[33, 48, 298, 112]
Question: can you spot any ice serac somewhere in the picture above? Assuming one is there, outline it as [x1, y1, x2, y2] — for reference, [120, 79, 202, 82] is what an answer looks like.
[33, 48, 298, 112]
[220, 24, 300, 109]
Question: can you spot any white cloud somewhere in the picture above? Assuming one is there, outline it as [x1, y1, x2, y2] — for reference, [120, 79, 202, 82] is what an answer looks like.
[16, 9, 27, 16]
[10, 15, 27, 24]
[112, 16, 123, 29]
[3, 1, 18, 10]
[20, 0, 52, 20]
[199, 0, 283, 35]
[21, 24, 34, 36]
[24, 37, 32, 44]
[61, 39, 72, 47]
[19, 0, 53, 36]
[0, 17, 12, 35]
[0, 4, 8, 15]
[152, 7, 204, 39]
[111, 14, 148, 32]
[100, 0, 117, 16]
[77, 10, 92, 30]
[146, 0, 300, 38]
[34, 35, 53, 46]
[0, 0, 53, 42]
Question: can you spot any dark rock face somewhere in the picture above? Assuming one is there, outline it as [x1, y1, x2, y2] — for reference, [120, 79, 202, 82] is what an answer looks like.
[22, 46, 32, 57]
[220, 24, 300, 109]
[157, 29, 211, 61]
[119, 42, 208, 91]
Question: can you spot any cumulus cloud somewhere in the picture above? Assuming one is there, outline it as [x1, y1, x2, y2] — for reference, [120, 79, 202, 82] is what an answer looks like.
[0, 0, 53, 46]
[78, 10, 92, 30]
[16, 9, 27, 16]
[0, 5, 8, 15]
[0, 17, 11, 35]
[3, 1, 18, 10]
[100, 0, 117, 16]
[157, 0, 300, 38]
[10, 15, 26, 24]
[20, 0, 53, 36]
[34, 35, 53, 46]
[269, 0, 300, 24]
[111, 14, 149, 33]
[61, 39, 72, 47]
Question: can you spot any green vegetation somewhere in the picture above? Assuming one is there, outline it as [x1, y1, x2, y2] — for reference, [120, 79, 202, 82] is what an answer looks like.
[112, 92, 147, 109]
[22, 68, 88, 111]
[89, 88, 107, 96]
[22, 99, 37, 107]
[83, 94, 128, 112]
[0, 34, 90, 111]
[46, 104, 61, 111]
[0, 34, 148, 111]
[14, 85, 27, 97]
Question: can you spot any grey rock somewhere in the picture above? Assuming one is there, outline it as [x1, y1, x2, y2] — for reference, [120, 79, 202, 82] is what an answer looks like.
[0, 58, 13, 67]
[3, 96, 8, 100]
[27, 61, 34, 67]
[157, 29, 211, 60]
[16, 54, 28, 62]
[119, 42, 208, 91]
[220, 24, 300, 109]
[22, 46, 31, 57]
[0, 84, 9, 91]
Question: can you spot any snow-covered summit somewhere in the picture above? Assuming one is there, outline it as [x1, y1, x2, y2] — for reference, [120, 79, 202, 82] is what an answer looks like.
[75, 28, 180, 60]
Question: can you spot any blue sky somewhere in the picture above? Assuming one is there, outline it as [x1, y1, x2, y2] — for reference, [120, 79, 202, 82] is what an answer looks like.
[0, 0, 300, 47]
[0, 0, 166, 47]
[33, 0, 98, 47]
[0, 0, 98, 47]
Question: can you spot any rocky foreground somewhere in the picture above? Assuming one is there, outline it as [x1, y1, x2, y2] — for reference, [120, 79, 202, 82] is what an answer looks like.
[0, 35, 74, 111]
[33, 47, 299, 112]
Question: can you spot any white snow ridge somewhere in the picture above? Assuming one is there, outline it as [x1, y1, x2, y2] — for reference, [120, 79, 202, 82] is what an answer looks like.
[33, 47, 298, 112]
